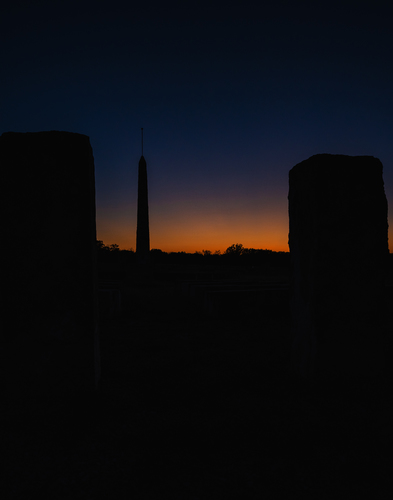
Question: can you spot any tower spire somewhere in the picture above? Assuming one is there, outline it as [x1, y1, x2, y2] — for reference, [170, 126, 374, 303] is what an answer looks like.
[141, 127, 143, 156]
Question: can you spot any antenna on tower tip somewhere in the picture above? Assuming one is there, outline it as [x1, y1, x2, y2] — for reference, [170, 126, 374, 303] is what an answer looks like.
[141, 128, 143, 156]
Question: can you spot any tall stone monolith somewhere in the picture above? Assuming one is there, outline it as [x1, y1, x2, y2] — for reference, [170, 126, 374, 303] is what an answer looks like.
[136, 154, 150, 263]
[1, 131, 100, 407]
[288, 154, 389, 385]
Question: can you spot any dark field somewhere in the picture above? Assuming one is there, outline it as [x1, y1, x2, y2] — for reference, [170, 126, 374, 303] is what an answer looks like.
[4, 262, 393, 499]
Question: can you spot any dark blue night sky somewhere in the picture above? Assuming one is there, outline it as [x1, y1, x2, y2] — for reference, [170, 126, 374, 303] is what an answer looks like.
[2, 0, 392, 252]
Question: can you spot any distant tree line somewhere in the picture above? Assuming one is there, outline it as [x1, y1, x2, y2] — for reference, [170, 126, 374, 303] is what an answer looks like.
[96, 240, 289, 268]
[96, 240, 392, 276]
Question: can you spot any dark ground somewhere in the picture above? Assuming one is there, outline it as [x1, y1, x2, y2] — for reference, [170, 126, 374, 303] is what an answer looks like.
[4, 263, 393, 499]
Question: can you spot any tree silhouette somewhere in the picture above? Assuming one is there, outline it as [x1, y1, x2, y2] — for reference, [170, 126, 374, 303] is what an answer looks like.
[224, 243, 245, 256]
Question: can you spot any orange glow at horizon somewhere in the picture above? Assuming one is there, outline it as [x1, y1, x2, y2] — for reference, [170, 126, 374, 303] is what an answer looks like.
[97, 211, 289, 253]
[96, 233, 289, 253]
[97, 213, 393, 254]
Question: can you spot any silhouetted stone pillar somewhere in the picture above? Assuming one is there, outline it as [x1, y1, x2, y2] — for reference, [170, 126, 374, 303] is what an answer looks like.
[136, 154, 150, 263]
[288, 154, 388, 385]
[1, 131, 100, 407]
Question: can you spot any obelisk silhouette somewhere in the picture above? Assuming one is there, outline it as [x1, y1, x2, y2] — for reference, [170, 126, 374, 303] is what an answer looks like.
[136, 128, 150, 261]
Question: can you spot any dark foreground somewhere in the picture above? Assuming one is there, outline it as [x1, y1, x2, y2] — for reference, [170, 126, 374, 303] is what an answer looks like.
[4, 271, 393, 499]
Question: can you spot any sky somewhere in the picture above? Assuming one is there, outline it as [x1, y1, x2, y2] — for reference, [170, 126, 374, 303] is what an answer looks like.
[1, 0, 392, 253]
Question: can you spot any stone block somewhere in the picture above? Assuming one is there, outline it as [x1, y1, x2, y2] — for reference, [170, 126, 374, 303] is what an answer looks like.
[288, 154, 389, 384]
[0, 131, 100, 406]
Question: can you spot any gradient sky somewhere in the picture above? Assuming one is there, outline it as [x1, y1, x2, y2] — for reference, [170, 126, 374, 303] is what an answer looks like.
[2, 0, 392, 252]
